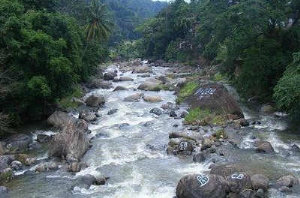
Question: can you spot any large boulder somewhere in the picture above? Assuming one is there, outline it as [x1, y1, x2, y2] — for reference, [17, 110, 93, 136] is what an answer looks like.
[103, 72, 116, 81]
[47, 111, 76, 129]
[37, 134, 52, 143]
[142, 95, 163, 103]
[113, 86, 128, 92]
[85, 95, 105, 107]
[185, 83, 244, 119]
[138, 79, 162, 91]
[150, 108, 163, 116]
[79, 111, 97, 122]
[176, 174, 229, 198]
[5, 134, 32, 151]
[124, 93, 143, 102]
[251, 174, 269, 190]
[226, 172, 252, 193]
[210, 164, 245, 178]
[132, 65, 152, 73]
[255, 140, 275, 154]
[113, 76, 134, 82]
[274, 175, 299, 189]
[48, 120, 90, 162]
[86, 79, 113, 89]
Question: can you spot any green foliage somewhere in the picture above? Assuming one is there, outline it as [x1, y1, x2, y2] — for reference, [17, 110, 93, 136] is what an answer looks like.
[177, 81, 198, 103]
[0, 0, 112, 125]
[274, 52, 300, 114]
[58, 85, 83, 109]
[184, 107, 210, 124]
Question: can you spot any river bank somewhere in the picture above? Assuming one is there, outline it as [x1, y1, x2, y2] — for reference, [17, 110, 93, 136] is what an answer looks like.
[0, 60, 299, 198]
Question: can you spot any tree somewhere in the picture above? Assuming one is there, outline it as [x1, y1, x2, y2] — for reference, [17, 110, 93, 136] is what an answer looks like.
[85, 0, 113, 42]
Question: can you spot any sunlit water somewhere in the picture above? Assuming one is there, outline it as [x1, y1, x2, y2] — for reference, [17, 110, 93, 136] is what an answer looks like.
[7, 66, 300, 198]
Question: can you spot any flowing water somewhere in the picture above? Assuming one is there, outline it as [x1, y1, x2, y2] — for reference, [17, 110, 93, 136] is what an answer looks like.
[7, 65, 300, 198]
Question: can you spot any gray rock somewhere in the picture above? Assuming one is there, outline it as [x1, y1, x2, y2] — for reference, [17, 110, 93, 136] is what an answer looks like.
[113, 86, 128, 91]
[176, 174, 229, 198]
[11, 160, 23, 171]
[29, 142, 42, 150]
[150, 108, 163, 116]
[193, 152, 206, 163]
[170, 111, 177, 117]
[251, 174, 269, 190]
[85, 95, 105, 107]
[143, 95, 162, 103]
[124, 93, 143, 102]
[47, 111, 76, 129]
[5, 134, 32, 151]
[161, 102, 179, 111]
[274, 175, 299, 189]
[35, 162, 58, 172]
[103, 72, 116, 81]
[132, 65, 152, 73]
[37, 134, 52, 143]
[86, 79, 113, 89]
[108, 109, 118, 115]
[79, 111, 97, 122]
[49, 120, 90, 162]
[255, 141, 275, 154]
[138, 79, 162, 91]
[226, 172, 252, 193]
[210, 164, 245, 178]
[75, 174, 97, 189]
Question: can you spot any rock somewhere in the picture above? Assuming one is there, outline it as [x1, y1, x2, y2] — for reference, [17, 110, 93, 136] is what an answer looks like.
[35, 162, 58, 172]
[169, 133, 196, 141]
[278, 186, 292, 193]
[37, 134, 52, 143]
[150, 108, 163, 116]
[75, 174, 97, 189]
[170, 111, 177, 117]
[261, 104, 275, 114]
[49, 120, 90, 162]
[239, 119, 250, 127]
[226, 172, 252, 193]
[201, 138, 213, 151]
[132, 65, 152, 73]
[138, 79, 162, 91]
[28, 142, 41, 150]
[113, 86, 128, 91]
[180, 111, 188, 118]
[11, 160, 23, 171]
[143, 95, 162, 103]
[103, 72, 116, 81]
[178, 141, 194, 154]
[210, 164, 245, 178]
[193, 152, 206, 163]
[291, 144, 300, 152]
[138, 74, 151, 78]
[24, 158, 36, 166]
[79, 111, 97, 122]
[251, 174, 269, 190]
[95, 176, 109, 185]
[274, 175, 299, 189]
[239, 189, 253, 198]
[85, 95, 105, 107]
[255, 189, 265, 198]
[176, 174, 229, 198]
[255, 141, 275, 154]
[86, 79, 113, 89]
[0, 186, 8, 197]
[185, 83, 244, 119]
[124, 93, 143, 102]
[118, 76, 134, 81]
[47, 111, 76, 129]
[68, 162, 88, 173]
[161, 102, 179, 111]
[5, 134, 32, 151]
[107, 109, 118, 115]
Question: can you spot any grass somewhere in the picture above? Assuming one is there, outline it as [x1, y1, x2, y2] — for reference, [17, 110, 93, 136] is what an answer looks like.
[58, 85, 83, 109]
[184, 107, 227, 126]
[177, 81, 198, 103]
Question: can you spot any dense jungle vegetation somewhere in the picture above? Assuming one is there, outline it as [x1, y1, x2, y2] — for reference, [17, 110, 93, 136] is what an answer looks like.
[0, 0, 167, 134]
[134, 0, 300, 116]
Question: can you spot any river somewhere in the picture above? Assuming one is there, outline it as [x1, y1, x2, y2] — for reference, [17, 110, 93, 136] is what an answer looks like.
[6, 64, 300, 198]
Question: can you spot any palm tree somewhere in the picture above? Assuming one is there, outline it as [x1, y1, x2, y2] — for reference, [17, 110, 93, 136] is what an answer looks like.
[85, 0, 113, 42]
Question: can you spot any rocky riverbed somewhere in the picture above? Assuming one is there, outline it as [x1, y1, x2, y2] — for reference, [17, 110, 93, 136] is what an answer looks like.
[0, 60, 299, 198]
